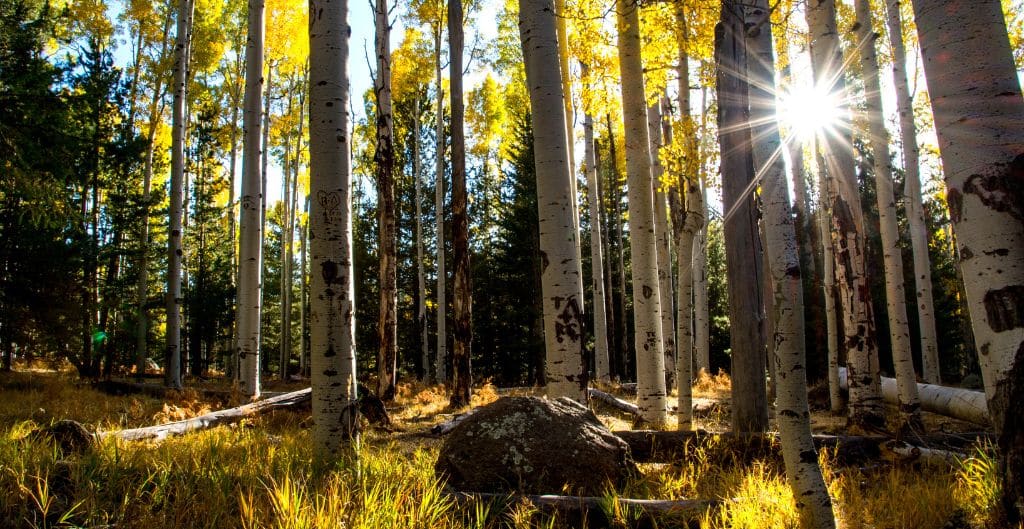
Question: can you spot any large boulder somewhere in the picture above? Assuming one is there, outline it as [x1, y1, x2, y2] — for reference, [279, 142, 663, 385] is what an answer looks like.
[435, 396, 637, 495]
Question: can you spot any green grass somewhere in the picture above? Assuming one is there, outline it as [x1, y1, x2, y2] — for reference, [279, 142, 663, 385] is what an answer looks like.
[0, 370, 1006, 528]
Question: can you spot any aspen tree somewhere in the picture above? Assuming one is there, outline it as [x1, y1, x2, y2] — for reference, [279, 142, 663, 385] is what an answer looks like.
[616, 0, 666, 425]
[716, 1, 768, 433]
[648, 100, 675, 392]
[434, 17, 447, 385]
[375, 0, 398, 401]
[852, 0, 920, 426]
[814, 143, 844, 411]
[309, 0, 358, 458]
[582, 67, 610, 382]
[519, 0, 588, 402]
[806, 0, 883, 429]
[449, 0, 473, 407]
[166, 0, 195, 390]
[744, 1, 836, 525]
[236, 0, 264, 398]
[912, 0, 1024, 520]
[885, 0, 939, 384]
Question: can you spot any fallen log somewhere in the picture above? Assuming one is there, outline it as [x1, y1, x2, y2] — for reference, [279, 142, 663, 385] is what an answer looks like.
[588, 389, 722, 419]
[448, 491, 718, 528]
[100, 388, 313, 441]
[588, 388, 640, 416]
[97, 386, 389, 442]
[881, 440, 966, 467]
[613, 430, 888, 466]
[430, 409, 479, 436]
[838, 367, 989, 425]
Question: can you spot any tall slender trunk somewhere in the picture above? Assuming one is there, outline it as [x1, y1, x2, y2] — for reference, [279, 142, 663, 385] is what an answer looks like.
[135, 11, 172, 378]
[299, 196, 309, 377]
[912, 0, 1024, 520]
[309, 0, 358, 459]
[520, 0, 588, 402]
[672, 1, 702, 428]
[716, 5, 768, 433]
[434, 25, 447, 385]
[648, 100, 675, 393]
[852, 0, 921, 427]
[744, 2, 837, 524]
[414, 98, 429, 382]
[236, 0, 265, 398]
[375, 0, 398, 401]
[886, 0, 939, 384]
[596, 144, 616, 381]
[448, 0, 472, 407]
[165, 0, 194, 389]
[552, 0, 583, 303]
[609, 116, 629, 380]
[815, 142, 844, 411]
[806, 0, 883, 429]
[616, 0, 666, 425]
[583, 98, 610, 381]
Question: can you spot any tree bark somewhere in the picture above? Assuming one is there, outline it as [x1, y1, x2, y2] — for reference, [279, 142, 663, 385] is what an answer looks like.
[716, 4, 768, 434]
[449, 0, 473, 408]
[582, 72, 610, 382]
[520, 0, 588, 402]
[309, 0, 359, 458]
[414, 98, 429, 382]
[837, 368, 989, 426]
[744, 1, 836, 525]
[648, 101, 675, 393]
[885, 0, 939, 384]
[165, 0, 194, 390]
[616, 0, 666, 426]
[852, 0, 921, 428]
[375, 0, 398, 401]
[236, 0, 264, 399]
[806, 0, 883, 430]
[434, 24, 447, 385]
[814, 144, 844, 412]
[911, 0, 1024, 519]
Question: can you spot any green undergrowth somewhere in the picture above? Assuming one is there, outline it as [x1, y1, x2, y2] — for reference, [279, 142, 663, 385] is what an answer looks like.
[0, 371, 1005, 529]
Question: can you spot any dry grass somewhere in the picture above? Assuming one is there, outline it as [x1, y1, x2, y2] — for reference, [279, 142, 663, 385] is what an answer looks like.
[0, 368, 1005, 529]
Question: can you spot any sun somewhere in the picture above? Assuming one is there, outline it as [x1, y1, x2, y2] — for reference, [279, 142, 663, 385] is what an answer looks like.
[777, 83, 844, 141]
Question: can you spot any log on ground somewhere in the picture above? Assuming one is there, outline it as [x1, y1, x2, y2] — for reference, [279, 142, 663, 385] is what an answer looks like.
[838, 367, 989, 425]
[448, 491, 718, 528]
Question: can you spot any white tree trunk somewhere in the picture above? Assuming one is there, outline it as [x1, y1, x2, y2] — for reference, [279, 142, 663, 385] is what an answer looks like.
[374, 0, 398, 400]
[415, 98, 429, 382]
[806, 0, 883, 429]
[912, 0, 1024, 519]
[309, 0, 358, 458]
[853, 0, 921, 426]
[744, 2, 837, 525]
[885, 0, 940, 384]
[236, 0, 264, 399]
[434, 27, 447, 385]
[583, 105, 610, 382]
[552, 0, 583, 304]
[165, 0, 194, 390]
[616, 0, 666, 426]
[693, 206, 709, 374]
[648, 100, 675, 393]
[814, 144, 844, 412]
[520, 0, 588, 403]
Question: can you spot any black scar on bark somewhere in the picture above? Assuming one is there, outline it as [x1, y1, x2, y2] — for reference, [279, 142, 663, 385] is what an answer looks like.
[984, 285, 1024, 332]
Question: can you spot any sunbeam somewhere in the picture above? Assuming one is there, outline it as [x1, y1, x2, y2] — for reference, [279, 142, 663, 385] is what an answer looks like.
[777, 82, 844, 141]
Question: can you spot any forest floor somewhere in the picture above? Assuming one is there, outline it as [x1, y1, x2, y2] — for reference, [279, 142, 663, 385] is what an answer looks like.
[0, 364, 1005, 529]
